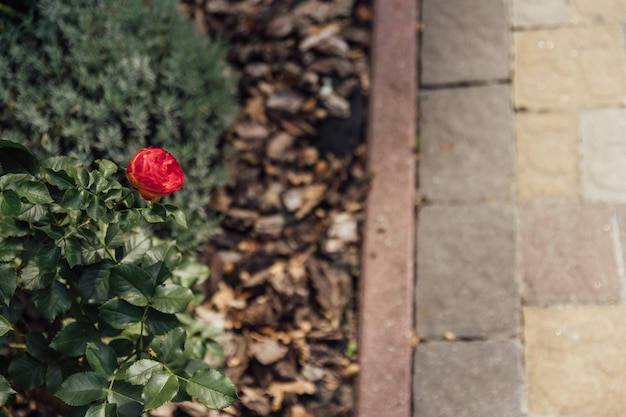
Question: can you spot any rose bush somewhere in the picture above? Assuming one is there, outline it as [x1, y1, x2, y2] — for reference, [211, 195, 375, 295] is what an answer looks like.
[126, 147, 185, 203]
[0, 140, 237, 416]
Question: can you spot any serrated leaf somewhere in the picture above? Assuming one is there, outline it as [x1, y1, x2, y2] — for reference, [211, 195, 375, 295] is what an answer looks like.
[86, 196, 106, 220]
[124, 359, 163, 385]
[0, 173, 29, 189]
[141, 204, 167, 223]
[0, 375, 16, 406]
[0, 218, 29, 237]
[64, 236, 103, 268]
[0, 315, 12, 336]
[85, 402, 117, 417]
[0, 140, 39, 175]
[78, 262, 113, 303]
[86, 342, 118, 376]
[152, 327, 185, 364]
[110, 264, 155, 307]
[44, 168, 75, 190]
[35, 224, 65, 239]
[16, 203, 47, 223]
[8, 355, 46, 389]
[120, 231, 152, 264]
[0, 237, 23, 262]
[55, 372, 107, 406]
[163, 204, 187, 229]
[90, 171, 109, 195]
[172, 256, 209, 288]
[107, 381, 143, 417]
[151, 284, 193, 314]
[143, 371, 179, 410]
[145, 309, 178, 335]
[16, 181, 53, 204]
[99, 299, 143, 329]
[20, 262, 52, 291]
[33, 281, 71, 320]
[186, 368, 238, 410]
[0, 190, 21, 216]
[75, 167, 91, 189]
[61, 188, 86, 209]
[95, 159, 118, 178]
[0, 263, 17, 305]
[104, 223, 125, 249]
[50, 322, 99, 357]
[37, 242, 61, 273]
[26, 332, 56, 362]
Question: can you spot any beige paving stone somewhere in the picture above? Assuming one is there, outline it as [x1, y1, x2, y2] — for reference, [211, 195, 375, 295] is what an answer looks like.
[514, 25, 626, 110]
[513, 0, 570, 28]
[525, 306, 626, 416]
[571, 0, 626, 23]
[516, 111, 579, 201]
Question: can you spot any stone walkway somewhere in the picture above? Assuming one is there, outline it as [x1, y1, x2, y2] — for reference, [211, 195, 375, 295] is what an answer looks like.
[416, 1, 626, 416]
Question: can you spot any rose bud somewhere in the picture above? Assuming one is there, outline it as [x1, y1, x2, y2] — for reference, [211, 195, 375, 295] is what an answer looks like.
[126, 147, 184, 202]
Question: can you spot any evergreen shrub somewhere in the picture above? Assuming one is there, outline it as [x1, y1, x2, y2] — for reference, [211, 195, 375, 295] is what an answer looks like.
[0, 0, 238, 250]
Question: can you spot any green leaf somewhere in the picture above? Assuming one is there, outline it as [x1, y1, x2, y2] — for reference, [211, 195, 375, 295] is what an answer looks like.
[152, 327, 185, 364]
[145, 309, 178, 335]
[0, 140, 39, 175]
[26, 332, 56, 362]
[99, 299, 143, 329]
[95, 159, 118, 178]
[16, 181, 53, 204]
[141, 203, 167, 223]
[46, 364, 64, 392]
[164, 204, 187, 229]
[35, 224, 65, 240]
[0, 315, 12, 336]
[64, 236, 103, 268]
[107, 381, 143, 417]
[120, 231, 152, 264]
[85, 403, 117, 417]
[37, 242, 61, 273]
[104, 223, 125, 249]
[143, 242, 181, 283]
[75, 167, 91, 189]
[8, 355, 46, 389]
[0, 375, 16, 406]
[0, 173, 29, 190]
[78, 262, 113, 303]
[55, 372, 107, 406]
[151, 284, 193, 314]
[0, 237, 22, 262]
[186, 368, 238, 410]
[50, 322, 99, 357]
[0, 263, 17, 305]
[124, 359, 163, 385]
[44, 168, 75, 190]
[0, 218, 29, 237]
[16, 203, 47, 223]
[86, 196, 106, 220]
[86, 342, 118, 376]
[20, 262, 52, 291]
[172, 256, 209, 287]
[110, 264, 155, 307]
[61, 188, 86, 209]
[33, 281, 71, 321]
[143, 371, 179, 410]
[0, 190, 21, 216]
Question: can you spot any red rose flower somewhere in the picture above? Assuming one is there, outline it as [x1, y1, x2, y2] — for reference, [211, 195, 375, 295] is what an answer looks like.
[126, 147, 184, 202]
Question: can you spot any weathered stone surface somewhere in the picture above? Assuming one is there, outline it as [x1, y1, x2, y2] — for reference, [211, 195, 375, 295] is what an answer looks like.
[416, 205, 518, 339]
[414, 340, 523, 417]
[421, 0, 509, 85]
[512, 0, 570, 28]
[520, 203, 621, 305]
[515, 111, 579, 201]
[419, 85, 514, 203]
[525, 306, 626, 416]
[580, 108, 626, 202]
[613, 205, 626, 276]
[571, 0, 626, 23]
[514, 25, 626, 110]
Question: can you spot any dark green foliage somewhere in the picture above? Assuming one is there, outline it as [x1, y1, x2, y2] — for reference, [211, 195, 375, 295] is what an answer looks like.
[0, 0, 237, 250]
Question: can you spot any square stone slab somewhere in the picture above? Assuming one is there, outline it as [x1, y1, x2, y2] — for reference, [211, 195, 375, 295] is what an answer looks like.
[580, 108, 626, 202]
[516, 111, 579, 202]
[525, 306, 626, 416]
[421, 0, 509, 85]
[513, 0, 570, 28]
[514, 25, 626, 110]
[419, 85, 514, 203]
[416, 204, 518, 339]
[414, 340, 523, 417]
[571, 0, 626, 23]
[520, 203, 621, 305]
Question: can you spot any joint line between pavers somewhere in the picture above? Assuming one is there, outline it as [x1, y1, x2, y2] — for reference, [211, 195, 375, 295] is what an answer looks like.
[420, 78, 511, 90]
[610, 208, 626, 303]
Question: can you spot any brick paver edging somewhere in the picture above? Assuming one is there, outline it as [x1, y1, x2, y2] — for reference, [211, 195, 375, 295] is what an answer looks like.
[356, 1, 417, 417]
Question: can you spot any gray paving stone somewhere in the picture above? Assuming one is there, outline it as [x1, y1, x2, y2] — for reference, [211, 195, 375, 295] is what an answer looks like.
[414, 340, 523, 417]
[419, 85, 514, 203]
[521, 203, 621, 305]
[416, 204, 518, 339]
[512, 0, 570, 28]
[421, 0, 510, 85]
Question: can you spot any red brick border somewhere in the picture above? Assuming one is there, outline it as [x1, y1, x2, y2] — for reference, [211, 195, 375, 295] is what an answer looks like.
[356, 1, 417, 416]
